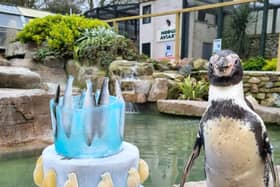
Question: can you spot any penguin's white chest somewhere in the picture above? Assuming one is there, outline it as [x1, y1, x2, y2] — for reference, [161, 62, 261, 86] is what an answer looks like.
[203, 117, 265, 187]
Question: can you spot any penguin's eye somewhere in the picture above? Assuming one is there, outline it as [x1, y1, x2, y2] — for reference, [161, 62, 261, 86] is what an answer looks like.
[209, 63, 213, 68]
[234, 59, 239, 64]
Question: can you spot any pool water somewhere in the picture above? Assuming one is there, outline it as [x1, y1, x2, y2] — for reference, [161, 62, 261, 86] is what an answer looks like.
[0, 113, 280, 187]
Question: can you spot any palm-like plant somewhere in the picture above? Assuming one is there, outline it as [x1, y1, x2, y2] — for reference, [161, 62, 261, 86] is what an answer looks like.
[223, 4, 254, 58]
[178, 76, 209, 100]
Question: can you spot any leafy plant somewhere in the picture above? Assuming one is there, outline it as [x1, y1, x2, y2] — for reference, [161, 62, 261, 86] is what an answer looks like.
[16, 14, 109, 59]
[262, 58, 277, 71]
[75, 28, 139, 68]
[34, 47, 60, 62]
[242, 56, 266, 71]
[178, 76, 209, 100]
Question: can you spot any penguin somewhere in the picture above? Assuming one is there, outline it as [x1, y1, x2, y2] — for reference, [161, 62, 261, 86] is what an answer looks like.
[180, 50, 279, 187]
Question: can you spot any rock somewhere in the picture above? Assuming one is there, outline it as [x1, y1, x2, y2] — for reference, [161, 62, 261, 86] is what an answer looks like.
[154, 63, 170, 71]
[66, 60, 106, 89]
[250, 84, 258, 93]
[158, 99, 280, 124]
[148, 78, 168, 102]
[0, 66, 41, 89]
[5, 42, 27, 59]
[178, 64, 193, 76]
[192, 58, 208, 70]
[157, 99, 207, 117]
[120, 80, 151, 94]
[256, 93, 266, 100]
[265, 82, 274, 89]
[9, 58, 35, 69]
[263, 93, 280, 107]
[153, 71, 184, 81]
[109, 60, 154, 78]
[43, 56, 64, 69]
[0, 56, 9, 66]
[0, 89, 53, 145]
[248, 77, 261, 84]
[246, 95, 259, 108]
[260, 77, 270, 81]
[274, 82, 280, 87]
[122, 91, 146, 103]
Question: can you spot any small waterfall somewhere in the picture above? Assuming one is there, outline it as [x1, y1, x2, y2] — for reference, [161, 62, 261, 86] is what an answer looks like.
[125, 102, 140, 114]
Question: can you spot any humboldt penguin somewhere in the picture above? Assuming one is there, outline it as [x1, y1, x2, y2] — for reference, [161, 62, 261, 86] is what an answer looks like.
[180, 50, 279, 187]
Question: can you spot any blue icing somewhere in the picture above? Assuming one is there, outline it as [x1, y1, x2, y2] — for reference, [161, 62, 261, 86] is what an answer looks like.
[50, 95, 124, 158]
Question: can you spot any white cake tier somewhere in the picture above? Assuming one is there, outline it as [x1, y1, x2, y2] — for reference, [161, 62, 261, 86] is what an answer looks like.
[42, 142, 140, 187]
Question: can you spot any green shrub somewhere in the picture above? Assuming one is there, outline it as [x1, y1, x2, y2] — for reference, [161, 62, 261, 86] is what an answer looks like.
[178, 76, 209, 100]
[262, 58, 277, 71]
[75, 28, 139, 68]
[34, 47, 60, 62]
[16, 14, 109, 58]
[242, 56, 266, 71]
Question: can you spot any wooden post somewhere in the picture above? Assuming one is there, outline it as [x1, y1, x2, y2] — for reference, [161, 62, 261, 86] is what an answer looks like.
[113, 21, 119, 33]
[277, 34, 280, 71]
[175, 12, 181, 63]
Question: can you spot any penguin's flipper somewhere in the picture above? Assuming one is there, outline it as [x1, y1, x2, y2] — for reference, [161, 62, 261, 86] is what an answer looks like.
[266, 153, 280, 187]
[180, 131, 203, 187]
[263, 132, 280, 187]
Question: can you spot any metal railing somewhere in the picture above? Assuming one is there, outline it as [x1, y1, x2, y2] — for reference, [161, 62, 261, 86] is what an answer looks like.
[104, 0, 257, 63]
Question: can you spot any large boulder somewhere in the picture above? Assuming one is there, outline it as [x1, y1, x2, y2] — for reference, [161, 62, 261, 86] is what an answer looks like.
[66, 60, 106, 89]
[120, 79, 152, 103]
[148, 78, 168, 102]
[192, 58, 208, 70]
[0, 66, 41, 89]
[9, 58, 35, 69]
[109, 60, 154, 78]
[153, 71, 184, 81]
[0, 89, 53, 145]
[0, 56, 9, 66]
[43, 55, 64, 69]
[157, 99, 207, 116]
[5, 42, 27, 59]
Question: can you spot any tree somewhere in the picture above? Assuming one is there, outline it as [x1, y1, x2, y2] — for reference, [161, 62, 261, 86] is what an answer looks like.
[0, 0, 37, 8]
[222, 4, 254, 58]
[42, 0, 84, 14]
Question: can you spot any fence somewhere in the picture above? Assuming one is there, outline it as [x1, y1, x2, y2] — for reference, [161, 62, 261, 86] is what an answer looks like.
[103, 0, 280, 71]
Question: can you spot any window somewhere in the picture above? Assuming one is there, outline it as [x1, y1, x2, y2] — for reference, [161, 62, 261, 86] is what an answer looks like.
[197, 11, 206, 22]
[142, 43, 151, 57]
[142, 5, 151, 24]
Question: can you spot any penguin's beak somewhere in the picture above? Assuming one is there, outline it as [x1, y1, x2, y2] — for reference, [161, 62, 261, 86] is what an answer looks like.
[213, 58, 234, 77]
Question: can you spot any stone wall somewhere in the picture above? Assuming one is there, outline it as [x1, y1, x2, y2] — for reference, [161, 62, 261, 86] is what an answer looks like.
[192, 71, 280, 107]
[248, 34, 279, 59]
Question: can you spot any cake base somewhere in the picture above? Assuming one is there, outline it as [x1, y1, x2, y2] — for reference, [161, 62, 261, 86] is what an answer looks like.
[42, 142, 140, 187]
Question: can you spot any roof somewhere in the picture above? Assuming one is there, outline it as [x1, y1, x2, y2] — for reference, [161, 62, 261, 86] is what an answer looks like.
[17, 7, 53, 18]
[0, 3, 53, 18]
[0, 4, 21, 15]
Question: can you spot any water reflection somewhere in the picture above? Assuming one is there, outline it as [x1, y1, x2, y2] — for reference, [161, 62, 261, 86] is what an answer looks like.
[125, 114, 204, 187]
[125, 113, 280, 187]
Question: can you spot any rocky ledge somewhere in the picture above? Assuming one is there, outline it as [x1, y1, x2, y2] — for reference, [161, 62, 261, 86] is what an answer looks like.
[0, 89, 53, 146]
[157, 99, 280, 124]
[0, 66, 41, 89]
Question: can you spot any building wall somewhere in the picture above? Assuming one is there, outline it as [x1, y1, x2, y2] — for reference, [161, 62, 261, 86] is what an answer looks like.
[139, 0, 182, 60]
[189, 12, 217, 58]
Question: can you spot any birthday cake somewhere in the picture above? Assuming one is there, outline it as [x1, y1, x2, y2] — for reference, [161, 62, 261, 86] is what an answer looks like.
[33, 76, 149, 187]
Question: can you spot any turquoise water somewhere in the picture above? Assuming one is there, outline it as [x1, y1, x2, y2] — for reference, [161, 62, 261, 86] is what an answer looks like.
[0, 113, 280, 187]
